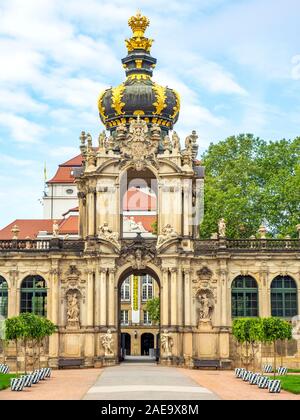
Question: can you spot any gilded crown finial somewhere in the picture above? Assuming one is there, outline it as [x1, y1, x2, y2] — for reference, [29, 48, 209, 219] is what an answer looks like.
[128, 10, 150, 37]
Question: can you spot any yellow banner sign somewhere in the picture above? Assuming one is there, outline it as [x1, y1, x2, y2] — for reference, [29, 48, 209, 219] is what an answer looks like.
[133, 275, 139, 312]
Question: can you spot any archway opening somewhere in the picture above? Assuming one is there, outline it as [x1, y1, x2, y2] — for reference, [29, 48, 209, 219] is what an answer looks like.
[120, 167, 158, 239]
[118, 268, 160, 362]
[141, 333, 155, 356]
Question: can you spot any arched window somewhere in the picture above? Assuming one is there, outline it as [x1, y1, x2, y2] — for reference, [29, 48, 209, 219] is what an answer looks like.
[232, 275, 259, 318]
[20, 276, 47, 317]
[121, 278, 131, 301]
[0, 276, 8, 318]
[271, 276, 298, 318]
[142, 275, 153, 301]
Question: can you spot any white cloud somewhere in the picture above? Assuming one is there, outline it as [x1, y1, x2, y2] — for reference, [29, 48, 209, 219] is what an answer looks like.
[0, 89, 47, 114]
[0, 113, 45, 143]
[0, 154, 35, 167]
[291, 55, 300, 80]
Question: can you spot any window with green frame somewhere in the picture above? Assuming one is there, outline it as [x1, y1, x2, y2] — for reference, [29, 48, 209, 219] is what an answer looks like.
[0, 276, 8, 318]
[20, 276, 47, 317]
[271, 276, 298, 318]
[232, 275, 259, 318]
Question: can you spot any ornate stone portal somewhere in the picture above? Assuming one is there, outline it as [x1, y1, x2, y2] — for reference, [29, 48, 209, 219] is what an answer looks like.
[0, 11, 299, 372]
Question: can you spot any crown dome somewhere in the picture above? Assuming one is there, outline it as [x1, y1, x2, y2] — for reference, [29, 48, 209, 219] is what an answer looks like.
[98, 12, 180, 134]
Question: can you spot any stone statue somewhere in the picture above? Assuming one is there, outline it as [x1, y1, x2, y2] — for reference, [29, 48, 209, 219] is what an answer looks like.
[157, 224, 178, 247]
[107, 135, 115, 151]
[52, 220, 59, 238]
[172, 131, 181, 151]
[67, 292, 80, 323]
[98, 222, 120, 249]
[102, 329, 114, 356]
[98, 131, 107, 149]
[258, 225, 267, 239]
[185, 130, 198, 151]
[181, 150, 193, 168]
[161, 329, 173, 357]
[198, 293, 214, 322]
[218, 218, 226, 238]
[163, 135, 172, 152]
[296, 224, 300, 239]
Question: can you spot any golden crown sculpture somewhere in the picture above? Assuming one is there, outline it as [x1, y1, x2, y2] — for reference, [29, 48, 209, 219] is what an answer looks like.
[125, 11, 153, 53]
[128, 11, 150, 37]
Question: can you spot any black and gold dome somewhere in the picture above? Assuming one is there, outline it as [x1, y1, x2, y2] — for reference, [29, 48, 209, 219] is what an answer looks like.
[98, 11, 180, 133]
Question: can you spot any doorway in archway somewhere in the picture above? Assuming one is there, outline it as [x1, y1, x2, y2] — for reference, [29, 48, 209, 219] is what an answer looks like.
[121, 333, 131, 357]
[118, 269, 160, 362]
[141, 333, 155, 356]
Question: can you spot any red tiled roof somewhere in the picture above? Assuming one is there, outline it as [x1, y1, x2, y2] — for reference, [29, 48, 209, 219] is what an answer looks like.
[47, 166, 76, 184]
[59, 216, 79, 234]
[0, 220, 59, 240]
[123, 188, 156, 211]
[61, 154, 83, 167]
[0, 217, 79, 239]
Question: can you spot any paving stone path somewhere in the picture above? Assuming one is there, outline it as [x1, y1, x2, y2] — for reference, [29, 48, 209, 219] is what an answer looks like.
[84, 362, 219, 400]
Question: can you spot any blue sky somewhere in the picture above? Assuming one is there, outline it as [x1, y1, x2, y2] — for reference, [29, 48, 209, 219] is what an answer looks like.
[0, 0, 300, 227]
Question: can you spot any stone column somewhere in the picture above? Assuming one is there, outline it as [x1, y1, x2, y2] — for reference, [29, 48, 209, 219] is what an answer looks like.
[99, 268, 107, 326]
[50, 267, 59, 325]
[183, 180, 192, 237]
[8, 269, 19, 317]
[219, 267, 228, 327]
[49, 266, 60, 362]
[161, 268, 169, 327]
[259, 267, 269, 317]
[184, 269, 191, 326]
[86, 269, 94, 327]
[87, 189, 96, 237]
[108, 269, 116, 327]
[177, 267, 183, 327]
[170, 268, 178, 326]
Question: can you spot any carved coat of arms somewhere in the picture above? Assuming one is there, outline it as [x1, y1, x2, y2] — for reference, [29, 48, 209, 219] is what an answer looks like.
[117, 117, 160, 171]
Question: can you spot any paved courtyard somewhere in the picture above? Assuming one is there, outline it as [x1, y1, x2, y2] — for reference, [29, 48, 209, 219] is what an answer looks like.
[0, 363, 299, 400]
[84, 362, 219, 400]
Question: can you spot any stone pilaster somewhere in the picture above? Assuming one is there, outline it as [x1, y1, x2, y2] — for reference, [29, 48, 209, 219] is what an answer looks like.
[161, 268, 169, 327]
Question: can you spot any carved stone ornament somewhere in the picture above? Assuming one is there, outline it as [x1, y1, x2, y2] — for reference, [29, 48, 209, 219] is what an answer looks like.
[218, 218, 226, 238]
[192, 266, 216, 299]
[118, 117, 160, 171]
[119, 237, 160, 268]
[124, 249, 154, 270]
[161, 329, 173, 357]
[157, 224, 179, 248]
[101, 329, 114, 357]
[98, 222, 120, 250]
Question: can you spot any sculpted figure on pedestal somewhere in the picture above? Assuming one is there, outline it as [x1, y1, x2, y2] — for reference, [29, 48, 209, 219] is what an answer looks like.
[157, 224, 178, 247]
[67, 292, 80, 323]
[161, 330, 173, 357]
[218, 218, 226, 238]
[98, 222, 120, 249]
[102, 329, 114, 356]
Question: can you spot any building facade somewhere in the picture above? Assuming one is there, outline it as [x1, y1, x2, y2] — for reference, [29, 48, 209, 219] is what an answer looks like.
[0, 12, 300, 370]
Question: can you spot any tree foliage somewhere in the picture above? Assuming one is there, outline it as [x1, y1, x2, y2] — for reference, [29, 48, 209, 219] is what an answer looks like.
[200, 135, 300, 238]
[145, 297, 160, 324]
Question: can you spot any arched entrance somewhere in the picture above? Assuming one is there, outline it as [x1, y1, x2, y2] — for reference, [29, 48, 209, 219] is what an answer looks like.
[141, 333, 154, 356]
[121, 333, 131, 357]
[118, 267, 160, 362]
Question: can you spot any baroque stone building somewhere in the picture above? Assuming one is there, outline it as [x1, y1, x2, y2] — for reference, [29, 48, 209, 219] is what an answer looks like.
[0, 12, 300, 370]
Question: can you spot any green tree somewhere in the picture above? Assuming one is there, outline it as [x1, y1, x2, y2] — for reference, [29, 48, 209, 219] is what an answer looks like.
[262, 318, 292, 377]
[5, 317, 24, 375]
[145, 297, 160, 324]
[200, 135, 300, 238]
